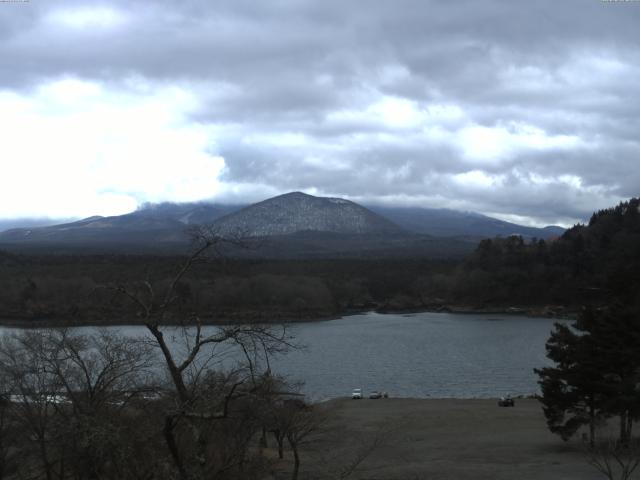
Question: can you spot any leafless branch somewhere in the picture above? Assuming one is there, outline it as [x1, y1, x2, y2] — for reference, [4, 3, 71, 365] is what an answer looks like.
[584, 437, 640, 480]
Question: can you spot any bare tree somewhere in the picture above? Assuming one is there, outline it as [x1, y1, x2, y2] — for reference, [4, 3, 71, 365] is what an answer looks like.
[255, 374, 305, 460]
[39, 329, 155, 411]
[0, 329, 160, 480]
[584, 437, 640, 480]
[0, 331, 66, 480]
[314, 418, 399, 480]
[110, 227, 295, 480]
[270, 401, 326, 480]
[0, 388, 17, 479]
[44, 329, 157, 479]
[335, 427, 389, 480]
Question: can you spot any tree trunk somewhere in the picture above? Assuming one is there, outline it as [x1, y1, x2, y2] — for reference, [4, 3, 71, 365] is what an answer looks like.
[620, 411, 630, 446]
[147, 326, 189, 402]
[260, 426, 268, 448]
[278, 436, 284, 460]
[163, 416, 189, 480]
[38, 438, 53, 480]
[272, 430, 284, 459]
[290, 443, 300, 480]
[589, 400, 596, 448]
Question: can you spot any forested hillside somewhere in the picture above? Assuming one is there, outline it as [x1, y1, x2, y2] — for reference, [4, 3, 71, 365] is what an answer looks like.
[449, 198, 640, 309]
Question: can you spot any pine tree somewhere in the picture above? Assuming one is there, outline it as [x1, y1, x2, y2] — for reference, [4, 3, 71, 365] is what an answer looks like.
[588, 305, 640, 445]
[536, 305, 640, 445]
[535, 316, 606, 446]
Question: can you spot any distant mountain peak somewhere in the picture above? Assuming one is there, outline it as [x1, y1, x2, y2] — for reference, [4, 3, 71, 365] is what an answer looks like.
[279, 191, 310, 198]
[212, 192, 402, 237]
[272, 191, 352, 204]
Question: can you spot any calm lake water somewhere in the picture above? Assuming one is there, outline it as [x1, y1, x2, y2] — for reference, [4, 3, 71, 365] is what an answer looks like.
[0, 311, 566, 400]
[274, 311, 564, 400]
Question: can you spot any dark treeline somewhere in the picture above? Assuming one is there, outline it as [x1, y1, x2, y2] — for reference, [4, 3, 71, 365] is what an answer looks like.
[0, 254, 457, 325]
[453, 198, 640, 311]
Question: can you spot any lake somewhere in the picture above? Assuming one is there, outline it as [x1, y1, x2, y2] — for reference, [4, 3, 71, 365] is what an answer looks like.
[274, 311, 564, 400]
[0, 311, 566, 400]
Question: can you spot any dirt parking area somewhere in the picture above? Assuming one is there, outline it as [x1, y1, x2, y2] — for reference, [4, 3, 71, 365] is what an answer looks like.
[282, 398, 603, 480]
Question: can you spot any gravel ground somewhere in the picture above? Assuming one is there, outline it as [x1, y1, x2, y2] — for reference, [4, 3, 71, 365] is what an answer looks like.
[276, 398, 605, 480]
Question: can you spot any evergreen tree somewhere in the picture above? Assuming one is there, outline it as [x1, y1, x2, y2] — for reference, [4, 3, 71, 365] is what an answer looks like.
[536, 304, 640, 445]
[535, 316, 606, 446]
[588, 305, 640, 445]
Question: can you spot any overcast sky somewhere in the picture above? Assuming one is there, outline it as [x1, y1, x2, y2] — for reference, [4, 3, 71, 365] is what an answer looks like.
[1, 0, 639, 226]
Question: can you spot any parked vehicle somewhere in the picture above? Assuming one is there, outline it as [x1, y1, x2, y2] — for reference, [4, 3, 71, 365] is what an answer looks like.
[352, 388, 362, 399]
[369, 391, 382, 399]
[498, 396, 515, 407]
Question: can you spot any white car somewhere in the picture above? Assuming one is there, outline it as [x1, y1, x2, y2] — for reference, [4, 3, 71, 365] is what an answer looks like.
[352, 388, 362, 399]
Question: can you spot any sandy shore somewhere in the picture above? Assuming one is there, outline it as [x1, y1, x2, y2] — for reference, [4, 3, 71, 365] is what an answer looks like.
[276, 398, 601, 480]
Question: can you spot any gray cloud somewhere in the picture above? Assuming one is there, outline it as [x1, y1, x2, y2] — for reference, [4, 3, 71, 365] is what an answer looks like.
[1, 0, 639, 226]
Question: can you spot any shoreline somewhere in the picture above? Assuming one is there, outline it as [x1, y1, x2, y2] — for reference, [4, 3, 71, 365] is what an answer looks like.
[315, 395, 540, 405]
[0, 304, 576, 328]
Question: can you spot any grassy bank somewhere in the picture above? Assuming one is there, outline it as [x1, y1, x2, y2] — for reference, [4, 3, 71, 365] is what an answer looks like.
[272, 398, 600, 480]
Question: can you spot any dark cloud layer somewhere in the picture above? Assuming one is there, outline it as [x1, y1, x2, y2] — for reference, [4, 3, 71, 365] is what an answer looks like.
[1, 0, 639, 225]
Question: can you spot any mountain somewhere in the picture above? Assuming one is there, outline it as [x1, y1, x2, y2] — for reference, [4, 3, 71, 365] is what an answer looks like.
[0, 193, 400, 246]
[129, 202, 242, 225]
[213, 192, 402, 236]
[0, 218, 75, 233]
[0, 192, 565, 257]
[366, 205, 565, 239]
[0, 203, 244, 247]
[0, 215, 186, 245]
